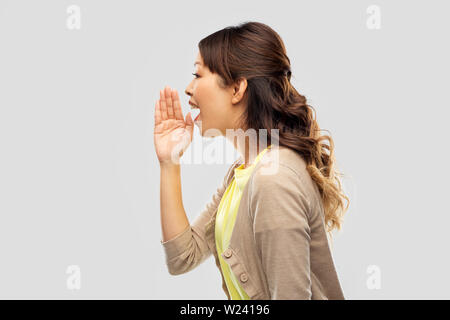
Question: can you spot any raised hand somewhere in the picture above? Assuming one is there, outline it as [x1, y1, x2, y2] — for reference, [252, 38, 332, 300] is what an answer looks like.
[154, 86, 194, 165]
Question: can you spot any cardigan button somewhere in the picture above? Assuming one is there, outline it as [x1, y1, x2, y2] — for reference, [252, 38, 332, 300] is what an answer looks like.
[224, 248, 232, 258]
[240, 273, 248, 283]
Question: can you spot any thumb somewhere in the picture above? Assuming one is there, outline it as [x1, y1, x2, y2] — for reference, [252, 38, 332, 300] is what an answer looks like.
[185, 112, 194, 140]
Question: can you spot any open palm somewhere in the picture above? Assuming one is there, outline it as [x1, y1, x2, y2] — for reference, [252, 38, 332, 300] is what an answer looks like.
[154, 86, 194, 165]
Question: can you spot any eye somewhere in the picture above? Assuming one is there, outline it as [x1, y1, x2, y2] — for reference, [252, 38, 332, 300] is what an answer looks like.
[192, 73, 200, 78]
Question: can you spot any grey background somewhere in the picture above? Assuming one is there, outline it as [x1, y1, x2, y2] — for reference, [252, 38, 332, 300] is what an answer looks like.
[0, 0, 449, 299]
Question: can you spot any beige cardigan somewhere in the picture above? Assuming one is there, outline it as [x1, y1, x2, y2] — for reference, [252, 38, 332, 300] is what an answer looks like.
[160, 145, 345, 300]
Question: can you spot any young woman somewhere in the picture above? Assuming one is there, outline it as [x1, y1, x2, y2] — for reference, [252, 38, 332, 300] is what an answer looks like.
[154, 21, 349, 300]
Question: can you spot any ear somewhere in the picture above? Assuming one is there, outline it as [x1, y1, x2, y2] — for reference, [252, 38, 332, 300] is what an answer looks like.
[231, 77, 248, 105]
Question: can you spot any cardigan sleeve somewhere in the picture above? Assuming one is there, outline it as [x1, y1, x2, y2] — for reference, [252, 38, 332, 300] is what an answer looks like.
[160, 159, 239, 275]
[250, 164, 313, 299]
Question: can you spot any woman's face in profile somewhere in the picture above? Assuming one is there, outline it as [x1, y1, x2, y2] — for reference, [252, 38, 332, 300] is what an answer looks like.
[185, 52, 244, 137]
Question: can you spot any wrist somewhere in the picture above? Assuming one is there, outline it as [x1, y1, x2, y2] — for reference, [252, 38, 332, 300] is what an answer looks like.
[159, 160, 181, 169]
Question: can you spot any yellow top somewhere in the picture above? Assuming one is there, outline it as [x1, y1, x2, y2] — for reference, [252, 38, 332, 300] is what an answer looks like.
[215, 145, 272, 299]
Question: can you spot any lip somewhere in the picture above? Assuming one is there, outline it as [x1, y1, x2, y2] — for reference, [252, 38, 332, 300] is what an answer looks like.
[189, 100, 199, 108]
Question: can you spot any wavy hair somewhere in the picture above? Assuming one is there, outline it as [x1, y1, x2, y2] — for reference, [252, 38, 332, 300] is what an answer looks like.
[198, 21, 350, 235]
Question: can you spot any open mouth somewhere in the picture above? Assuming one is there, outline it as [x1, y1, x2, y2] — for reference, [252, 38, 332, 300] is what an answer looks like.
[190, 106, 201, 121]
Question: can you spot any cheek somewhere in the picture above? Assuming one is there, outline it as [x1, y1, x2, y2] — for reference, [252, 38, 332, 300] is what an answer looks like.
[203, 100, 225, 119]
[197, 79, 228, 119]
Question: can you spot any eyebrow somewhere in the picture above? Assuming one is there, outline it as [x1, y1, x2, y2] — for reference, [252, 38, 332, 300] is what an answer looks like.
[193, 61, 202, 66]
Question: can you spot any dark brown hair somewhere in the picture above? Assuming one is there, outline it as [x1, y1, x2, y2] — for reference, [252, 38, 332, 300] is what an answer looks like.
[198, 21, 349, 235]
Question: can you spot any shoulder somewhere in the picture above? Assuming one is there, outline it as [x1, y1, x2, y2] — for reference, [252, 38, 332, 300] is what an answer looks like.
[251, 145, 312, 188]
[247, 147, 316, 232]
[248, 146, 322, 217]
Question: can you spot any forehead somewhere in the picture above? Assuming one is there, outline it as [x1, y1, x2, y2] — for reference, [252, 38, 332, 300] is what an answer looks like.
[194, 52, 203, 67]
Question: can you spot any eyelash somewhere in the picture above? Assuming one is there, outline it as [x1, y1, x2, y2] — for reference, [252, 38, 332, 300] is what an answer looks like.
[192, 73, 200, 78]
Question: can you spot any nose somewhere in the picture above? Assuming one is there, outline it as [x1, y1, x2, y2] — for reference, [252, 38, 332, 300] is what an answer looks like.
[185, 80, 194, 97]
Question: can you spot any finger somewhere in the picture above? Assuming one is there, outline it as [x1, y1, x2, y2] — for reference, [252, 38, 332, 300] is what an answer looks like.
[159, 89, 168, 121]
[165, 86, 174, 119]
[155, 100, 162, 126]
[171, 89, 184, 121]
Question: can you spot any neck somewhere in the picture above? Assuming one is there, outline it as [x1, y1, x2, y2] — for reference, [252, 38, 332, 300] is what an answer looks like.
[236, 136, 266, 168]
[224, 128, 273, 168]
